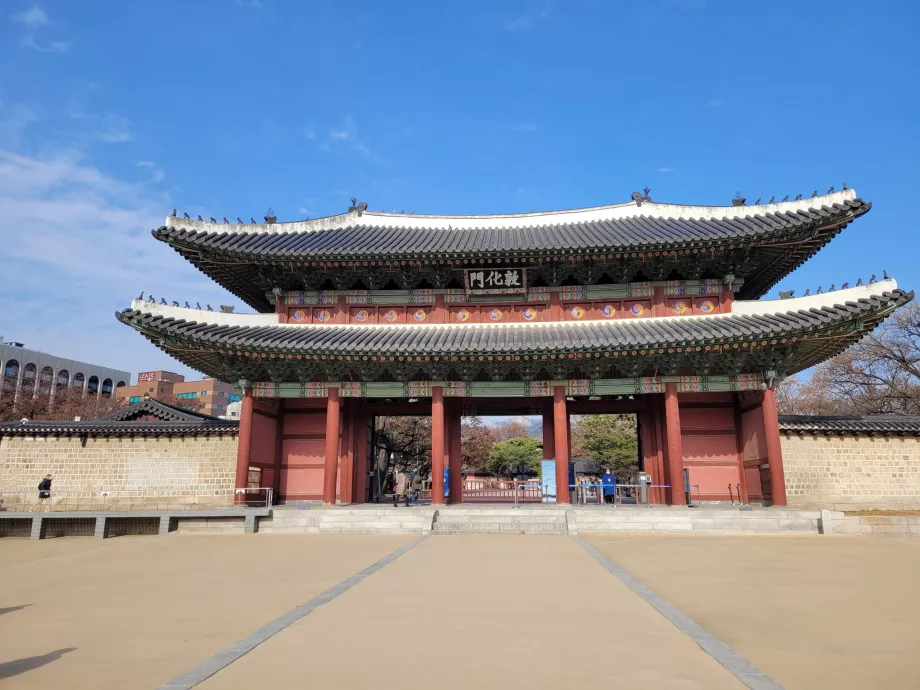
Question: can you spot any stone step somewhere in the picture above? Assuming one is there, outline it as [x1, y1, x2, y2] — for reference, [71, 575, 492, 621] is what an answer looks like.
[436, 515, 566, 525]
[439, 508, 567, 517]
[433, 522, 566, 534]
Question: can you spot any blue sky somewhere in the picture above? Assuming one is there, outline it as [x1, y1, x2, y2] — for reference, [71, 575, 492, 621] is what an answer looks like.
[1, 0, 918, 382]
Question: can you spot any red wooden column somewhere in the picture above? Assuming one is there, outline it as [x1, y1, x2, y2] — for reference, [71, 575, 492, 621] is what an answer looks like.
[353, 401, 369, 504]
[322, 386, 341, 504]
[732, 397, 750, 504]
[272, 400, 285, 504]
[663, 383, 686, 505]
[448, 400, 463, 503]
[761, 386, 787, 506]
[234, 390, 254, 502]
[542, 401, 555, 462]
[431, 386, 446, 504]
[275, 297, 288, 323]
[553, 386, 570, 503]
[339, 400, 355, 504]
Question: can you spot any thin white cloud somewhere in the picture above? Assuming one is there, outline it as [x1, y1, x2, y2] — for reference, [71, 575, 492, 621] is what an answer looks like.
[11, 6, 48, 27]
[505, 2, 551, 31]
[93, 113, 131, 143]
[135, 161, 155, 168]
[0, 101, 38, 145]
[321, 116, 375, 159]
[656, 166, 675, 173]
[298, 207, 311, 216]
[20, 34, 70, 53]
[0, 149, 236, 378]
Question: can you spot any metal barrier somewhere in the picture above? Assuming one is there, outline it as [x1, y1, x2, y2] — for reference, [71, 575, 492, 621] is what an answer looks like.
[0, 487, 273, 513]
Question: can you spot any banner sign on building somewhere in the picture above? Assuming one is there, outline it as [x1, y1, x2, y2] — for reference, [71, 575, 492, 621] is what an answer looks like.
[465, 268, 527, 294]
[137, 371, 157, 382]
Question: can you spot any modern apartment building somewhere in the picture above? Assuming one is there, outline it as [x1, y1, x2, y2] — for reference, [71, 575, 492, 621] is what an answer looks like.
[1, 338, 131, 404]
[115, 371, 241, 416]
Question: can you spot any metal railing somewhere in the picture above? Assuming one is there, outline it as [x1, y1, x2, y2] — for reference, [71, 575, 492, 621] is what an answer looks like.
[0, 487, 273, 513]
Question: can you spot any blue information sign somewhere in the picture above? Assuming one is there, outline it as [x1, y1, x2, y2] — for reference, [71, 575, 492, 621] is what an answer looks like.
[541, 460, 556, 503]
[444, 467, 450, 498]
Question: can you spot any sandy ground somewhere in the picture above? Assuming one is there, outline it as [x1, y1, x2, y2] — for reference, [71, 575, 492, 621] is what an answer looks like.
[3, 533, 918, 689]
[588, 535, 920, 690]
[0, 534, 411, 689]
[200, 535, 744, 690]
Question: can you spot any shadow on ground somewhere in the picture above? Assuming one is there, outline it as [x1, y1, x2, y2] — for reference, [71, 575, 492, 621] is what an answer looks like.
[0, 648, 76, 680]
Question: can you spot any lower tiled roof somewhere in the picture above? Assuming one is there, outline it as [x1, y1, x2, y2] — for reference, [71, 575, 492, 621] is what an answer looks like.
[117, 289, 910, 357]
[779, 415, 920, 435]
[0, 419, 238, 437]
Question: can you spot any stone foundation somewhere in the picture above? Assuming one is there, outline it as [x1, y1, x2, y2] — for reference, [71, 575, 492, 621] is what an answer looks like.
[781, 434, 920, 510]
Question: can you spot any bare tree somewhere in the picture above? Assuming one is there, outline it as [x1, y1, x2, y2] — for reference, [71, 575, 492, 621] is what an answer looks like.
[777, 303, 920, 416]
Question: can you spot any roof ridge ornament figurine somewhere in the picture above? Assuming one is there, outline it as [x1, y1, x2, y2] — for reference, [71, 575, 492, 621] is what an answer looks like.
[171, 209, 177, 217]
[804, 288, 811, 296]
[196, 302, 202, 309]
[841, 282, 849, 289]
[732, 191, 746, 206]
[160, 298, 167, 305]
[816, 286, 823, 294]
[147, 294, 155, 303]
[811, 190, 818, 198]
[631, 187, 652, 206]
[223, 217, 229, 224]
[782, 195, 789, 202]
[209, 216, 216, 223]
[769, 196, 775, 204]
[183, 212, 190, 219]
[883, 270, 890, 279]
[754, 198, 761, 205]
[237, 217, 243, 224]
[172, 300, 180, 306]
[794, 194, 803, 201]
[137, 291, 144, 300]
[779, 290, 795, 299]
[828, 186, 835, 194]
[264, 208, 277, 225]
[197, 215, 203, 221]
[250, 217, 257, 224]
[870, 274, 877, 284]
[220, 305, 235, 313]
[856, 278, 863, 286]
[184, 301, 191, 308]
[843, 181, 848, 190]
[829, 284, 835, 291]
[206, 304, 213, 311]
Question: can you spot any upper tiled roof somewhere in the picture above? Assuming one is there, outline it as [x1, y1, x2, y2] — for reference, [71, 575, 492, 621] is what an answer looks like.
[154, 190, 870, 309]
[779, 415, 920, 435]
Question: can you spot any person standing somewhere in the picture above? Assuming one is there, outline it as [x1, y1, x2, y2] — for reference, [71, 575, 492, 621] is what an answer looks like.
[393, 471, 410, 507]
[31, 474, 53, 512]
[601, 469, 616, 505]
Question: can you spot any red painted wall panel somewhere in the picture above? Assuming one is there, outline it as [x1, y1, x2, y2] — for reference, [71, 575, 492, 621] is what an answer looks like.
[282, 438, 326, 498]
[284, 411, 326, 435]
[249, 413, 277, 484]
[680, 407, 734, 431]
[741, 406, 768, 501]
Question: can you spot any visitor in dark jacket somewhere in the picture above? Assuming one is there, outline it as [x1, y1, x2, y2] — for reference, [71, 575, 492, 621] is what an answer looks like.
[31, 474, 53, 512]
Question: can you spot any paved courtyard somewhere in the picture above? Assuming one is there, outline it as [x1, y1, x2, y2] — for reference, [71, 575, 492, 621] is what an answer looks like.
[0, 533, 918, 689]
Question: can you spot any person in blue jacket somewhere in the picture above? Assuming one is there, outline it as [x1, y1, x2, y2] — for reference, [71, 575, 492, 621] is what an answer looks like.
[601, 468, 617, 504]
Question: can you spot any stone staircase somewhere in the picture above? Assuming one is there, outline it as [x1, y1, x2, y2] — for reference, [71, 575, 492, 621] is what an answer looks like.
[432, 507, 568, 534]
[260, 504, 824, 535]
[568, 507, 821, 534]
[264, 506, 436, 534]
